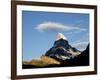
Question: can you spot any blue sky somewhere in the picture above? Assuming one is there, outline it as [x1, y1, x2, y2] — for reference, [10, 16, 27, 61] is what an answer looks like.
[22, 10, 89, 61]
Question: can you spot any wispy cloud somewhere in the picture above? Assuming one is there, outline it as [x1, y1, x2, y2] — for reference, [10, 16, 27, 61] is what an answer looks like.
[35, 22, 87, 32]
[66, 30, 85, 35]
[72, 41, 89, 51]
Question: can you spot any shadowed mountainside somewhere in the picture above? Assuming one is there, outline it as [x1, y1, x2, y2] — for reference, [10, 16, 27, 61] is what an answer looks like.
[23, 33, 89, 69]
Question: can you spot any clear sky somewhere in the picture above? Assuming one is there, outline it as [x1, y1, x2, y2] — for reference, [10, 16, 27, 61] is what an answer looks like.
[22, 10, 89, 61]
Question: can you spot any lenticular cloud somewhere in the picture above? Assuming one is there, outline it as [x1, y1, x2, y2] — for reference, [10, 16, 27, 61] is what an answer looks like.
[35, 22, 86, 32]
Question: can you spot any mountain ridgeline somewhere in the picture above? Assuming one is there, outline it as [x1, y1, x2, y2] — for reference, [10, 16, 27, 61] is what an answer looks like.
[45, 33, 89, 67]
[23, 33, 89, 69]
[45, 39, 80, 61]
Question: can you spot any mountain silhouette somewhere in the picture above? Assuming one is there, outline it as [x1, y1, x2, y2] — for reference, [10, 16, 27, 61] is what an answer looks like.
[45, 33, 81, 62]
[61, 44, 89, 66]
[23, 33, 89, 69]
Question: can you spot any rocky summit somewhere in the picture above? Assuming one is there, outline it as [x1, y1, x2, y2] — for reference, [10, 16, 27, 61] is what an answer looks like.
[23, 33, 89, 69]
[45, 33, 81, 62]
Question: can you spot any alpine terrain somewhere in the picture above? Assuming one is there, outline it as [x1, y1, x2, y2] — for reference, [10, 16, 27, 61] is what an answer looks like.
[23, 33, 89, 69]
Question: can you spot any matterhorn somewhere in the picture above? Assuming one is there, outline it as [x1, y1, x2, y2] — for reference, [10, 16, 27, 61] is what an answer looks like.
[45, 33, 81, 62]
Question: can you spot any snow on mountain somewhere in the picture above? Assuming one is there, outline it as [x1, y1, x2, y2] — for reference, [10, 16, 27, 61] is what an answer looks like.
[45, 33, 81, 61]
[56, 33, 67, 41]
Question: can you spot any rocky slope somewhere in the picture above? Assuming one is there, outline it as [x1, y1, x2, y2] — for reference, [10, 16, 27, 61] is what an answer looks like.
[45, 33, 81, 62]
[23, 33, 89, 68]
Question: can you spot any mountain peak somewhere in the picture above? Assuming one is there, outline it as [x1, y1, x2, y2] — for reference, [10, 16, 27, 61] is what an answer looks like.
[56, 33, 67, 41]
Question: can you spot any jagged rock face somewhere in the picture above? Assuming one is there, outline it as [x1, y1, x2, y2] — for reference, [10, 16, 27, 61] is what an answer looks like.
[53, 39, 69, 49]
[62, 44, 89, 66]
[22, 32, 89, 69]
[45, 33, 81, 61]
[45, 46, 72, 61]
[23, 44, 89, 69]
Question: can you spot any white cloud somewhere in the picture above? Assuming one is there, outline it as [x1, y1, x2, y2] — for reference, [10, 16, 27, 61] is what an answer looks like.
[35, 22, 87, 32]
[66, 30, 85, 35]
[72, 41, 88, 51]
